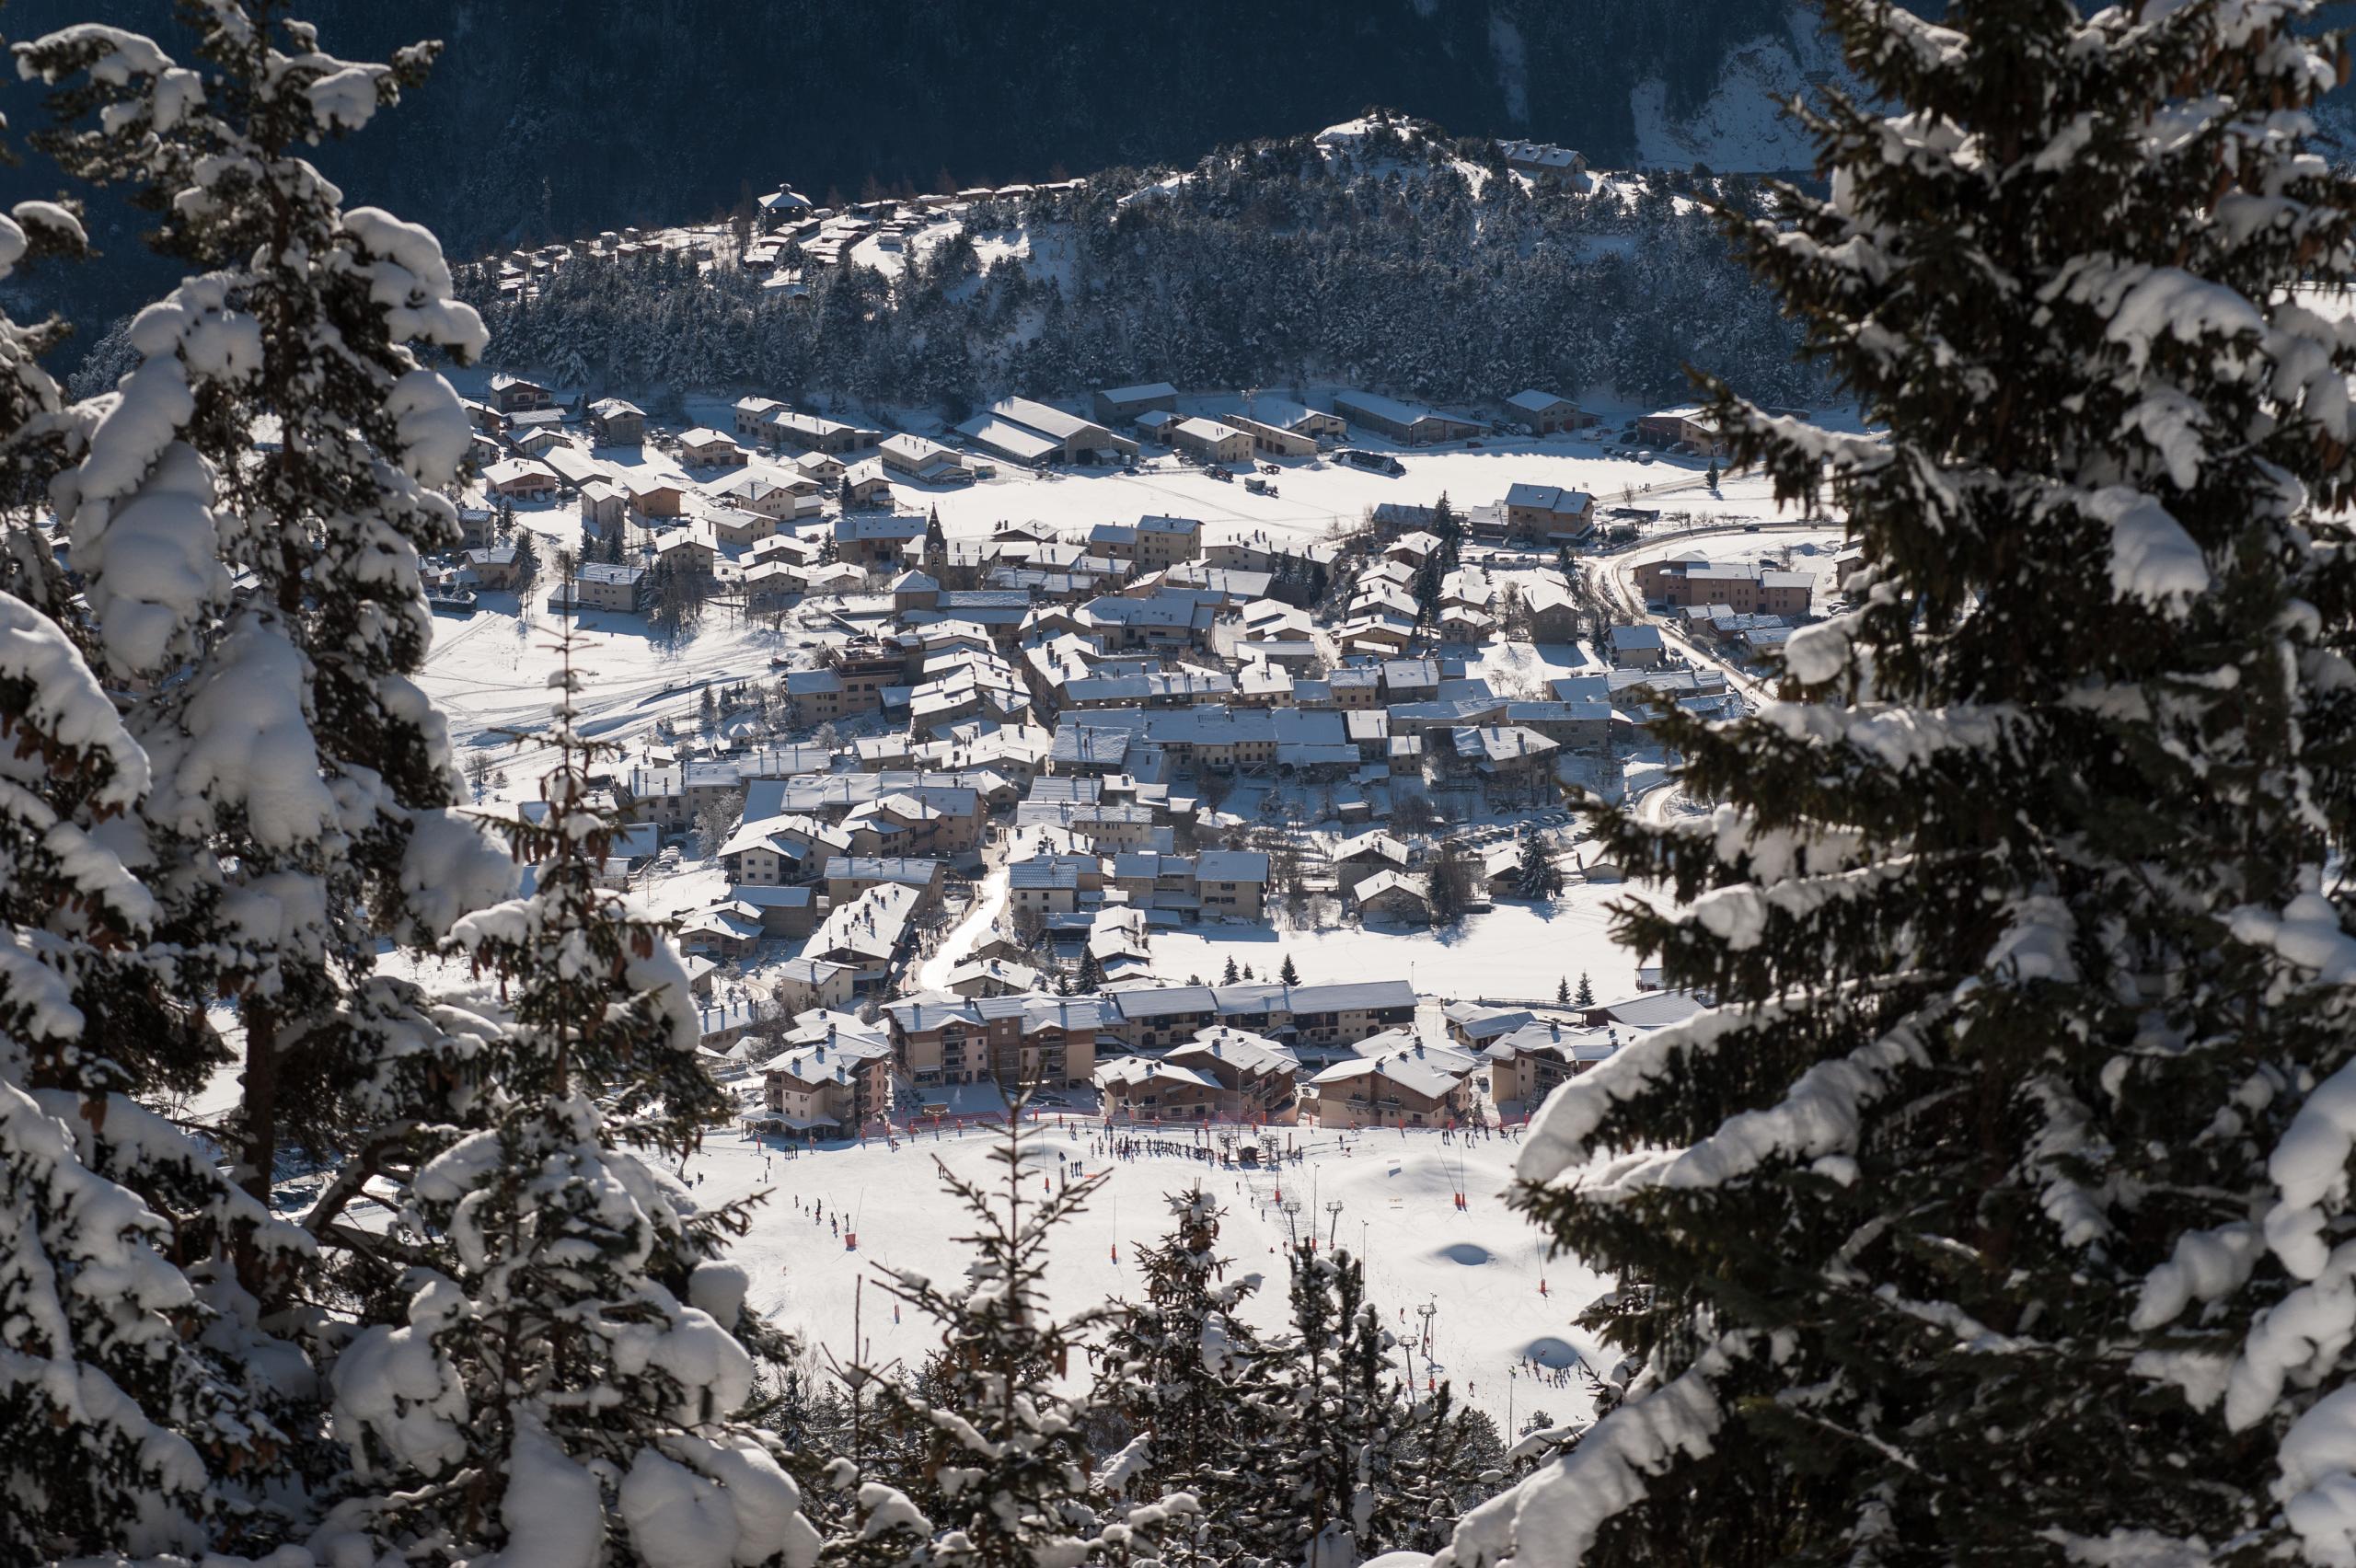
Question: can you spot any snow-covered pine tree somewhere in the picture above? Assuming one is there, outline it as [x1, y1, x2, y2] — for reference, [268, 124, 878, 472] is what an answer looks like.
[1428, 491, 1461, 571]
[0, 121, 322, 1558]
[859, 1100, 1179, 1568]
[1446, 3, 2356, 1564]
[1510, 831, 1560, 901]
[325, 643, 817, 1568]
[1095, 1190, 1276, 1555]
[1231, 1244, 1425, 1568]
[3, 514, 313, 1560]
[20, 7, 507, 1295]
[1278, 953, 1301, 987]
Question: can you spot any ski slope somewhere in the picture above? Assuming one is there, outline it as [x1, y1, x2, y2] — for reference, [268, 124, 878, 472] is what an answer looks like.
[699, 1118, 1609, 1435]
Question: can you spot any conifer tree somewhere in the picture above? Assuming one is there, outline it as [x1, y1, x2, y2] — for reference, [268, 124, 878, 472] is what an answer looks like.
[1510, 831, 1560, 901]
[1449, 4, 2356, 1563]
[1571, 973, 1591, 1009]
[1221, 957, 1241, 986]
[21, 8, 506, 1303]
[1428, 490, 1461, 570]
[1237, 1244, 1439, 1568]
[2, 569, 310, 1559]
[1278, 952, 1301, 987]
[858, 1099, 1172, 1568]
[1097, 1189, 1276, 1549]
[326, 644, 816, 1568]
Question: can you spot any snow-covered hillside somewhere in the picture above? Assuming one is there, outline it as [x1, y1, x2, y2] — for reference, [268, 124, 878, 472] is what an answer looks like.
[1630, 10, 1854, 171]
[717, 1121, 1606, 1433]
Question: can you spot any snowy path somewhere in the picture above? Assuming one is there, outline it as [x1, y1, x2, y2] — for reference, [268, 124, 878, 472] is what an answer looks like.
[914, 865, 1010, 991]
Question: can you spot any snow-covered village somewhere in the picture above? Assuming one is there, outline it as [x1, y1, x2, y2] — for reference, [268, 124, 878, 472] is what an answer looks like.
[13, 2, 2356, 1566]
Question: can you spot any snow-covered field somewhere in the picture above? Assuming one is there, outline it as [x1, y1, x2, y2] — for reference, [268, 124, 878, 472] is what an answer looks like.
[704, 1120, 1606, 1433]
[902, 415, 1784, 552]
[1149, 900, 1638, 1007]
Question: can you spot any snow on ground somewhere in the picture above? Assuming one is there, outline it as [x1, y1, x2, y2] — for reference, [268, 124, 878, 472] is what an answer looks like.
[1150, 898, 1638, 1006]
[1630, 17, 1851, 172]
[704, 1120, 1606, 1431]
[908, 412, 1782, 551]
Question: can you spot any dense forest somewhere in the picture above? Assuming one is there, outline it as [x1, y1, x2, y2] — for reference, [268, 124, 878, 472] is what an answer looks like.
[0, 0, 1820, 343]
[461, 126, 1816, 414]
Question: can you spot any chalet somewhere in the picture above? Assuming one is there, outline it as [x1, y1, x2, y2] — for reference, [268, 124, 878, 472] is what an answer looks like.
[653, 533, 716, 577]
[1501, 483, 1595, 542]
[1485, 1020, 1617, 1105]
[489, 372, 553, 413]
[1504, 389, 1591, 432]
[1087, 513, 1202, 571]
[578, 478, 626, 529]
[841, 460, 894, 508]
[834, 513, 928, 569]
[803, 882, 922, 990]
[629, 478, 689, 520]
[512, 426, 574, 460]
[1352, 869, 1432, 925]
[482, 457, 559, 502]
[1195, 848, 1270, 919]
[1637, 407, 1730, 456]
[560, 561, 649, 614]
[793, 449, 849, 483]
[1219, 413, 1321, 457]
[678, 428, 748, 467]
[1095, 1057, 1224, 1122]
[588, 398, 645, 445]
[1499, 140, 1586, 179]
[878, 432, 972, 485]
[884, 991, 1102, 1088]
[461, 546, 522, 590]
[705, 506, 778, 548]
[1164, 1028, 1299, 1123]
[1246, 398, 1347, 442]
[1167, 416, 1253, 465]
[1302, 1046, 1476, 1129]
[771, 410, 881, 455]
[771, 957, 859, 1016]
[757, 1032, 893, 1134]
[1609, 623, 1667, 669]
[823, 855, 948, 912]
[733, 396, 787, 443]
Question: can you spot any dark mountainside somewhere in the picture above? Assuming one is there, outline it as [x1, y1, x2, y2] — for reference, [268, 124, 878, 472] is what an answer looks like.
[0, 0, 1803, 347]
